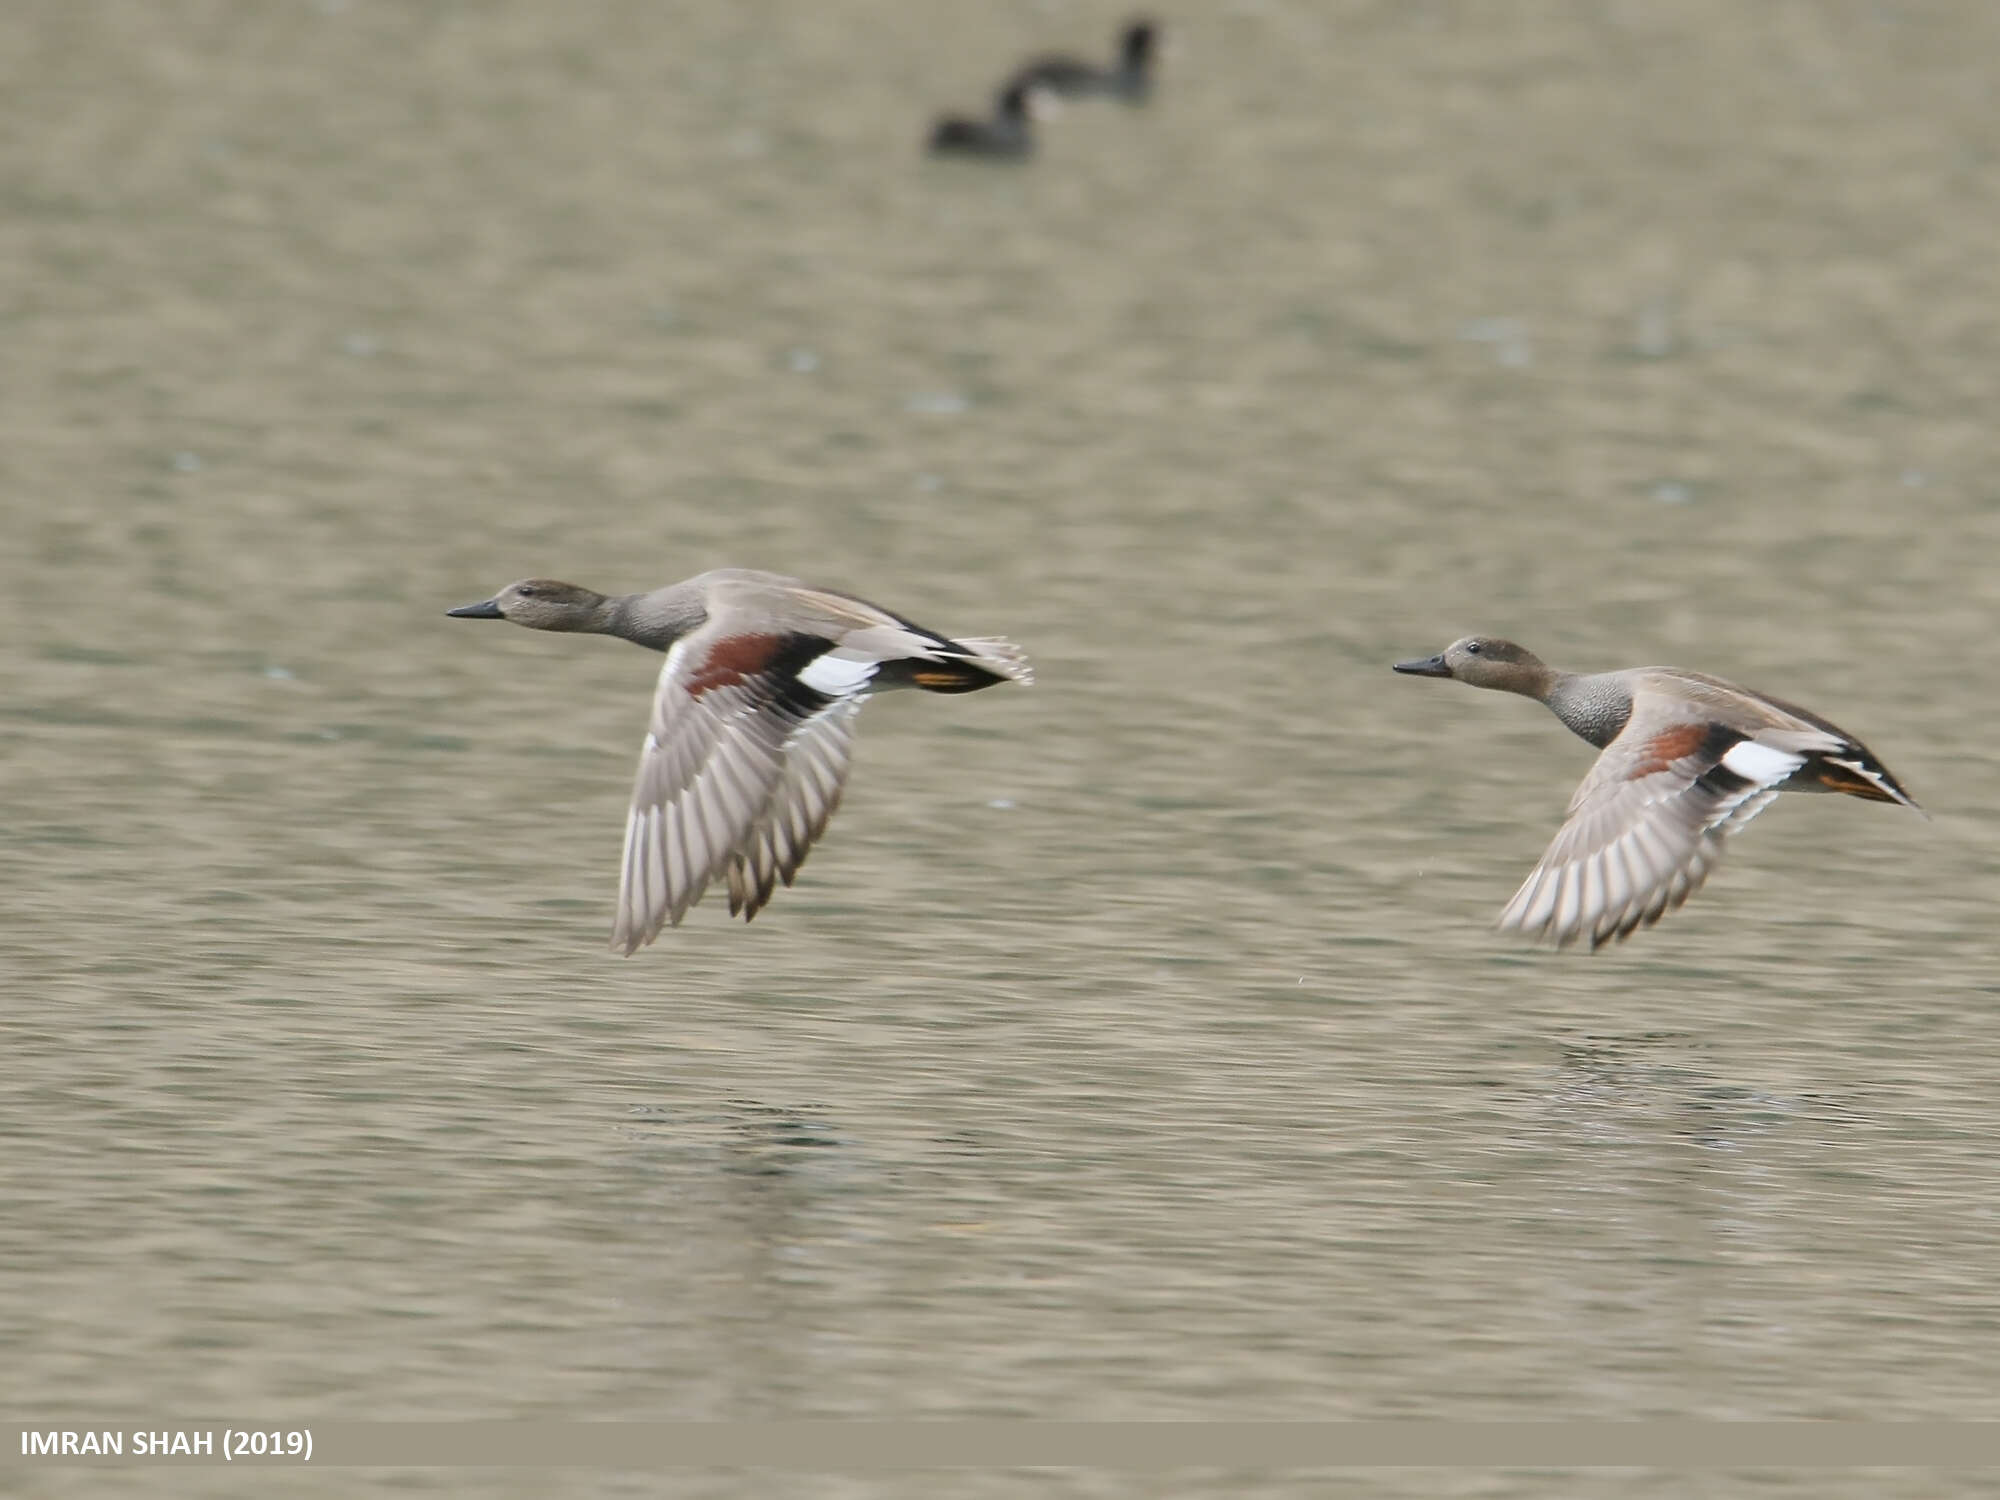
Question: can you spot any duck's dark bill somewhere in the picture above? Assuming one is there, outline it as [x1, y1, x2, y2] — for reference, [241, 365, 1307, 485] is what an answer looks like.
[446, 598, 505, 619]
[1392, 654, 1452, 677]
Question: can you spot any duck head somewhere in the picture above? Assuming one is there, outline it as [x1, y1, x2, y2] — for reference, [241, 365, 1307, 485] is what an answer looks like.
[447, 579, 610, 633]
[1393, 636, 1552, 694]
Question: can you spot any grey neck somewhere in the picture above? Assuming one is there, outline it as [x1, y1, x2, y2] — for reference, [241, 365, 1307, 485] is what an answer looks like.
[601, 587, 704, 652]
[1542, 671, 1634, 749]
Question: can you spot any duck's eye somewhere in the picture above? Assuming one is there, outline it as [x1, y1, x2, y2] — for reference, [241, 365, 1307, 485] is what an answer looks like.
[1465, 641, 1482, 655]
[516, 585, 537, 598]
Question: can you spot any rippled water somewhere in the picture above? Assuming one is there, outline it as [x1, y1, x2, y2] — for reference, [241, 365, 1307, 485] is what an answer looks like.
[5, 2, 2000, 1496]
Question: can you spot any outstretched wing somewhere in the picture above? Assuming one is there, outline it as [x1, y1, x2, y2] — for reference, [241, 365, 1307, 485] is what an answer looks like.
[1499, 717, 1833, 950]
[724, 696, 865, 921]
[612, 623, 855, 953]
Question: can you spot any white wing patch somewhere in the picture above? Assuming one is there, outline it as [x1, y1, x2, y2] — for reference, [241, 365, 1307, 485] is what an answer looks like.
[797, 651, 879, 697]
[1721, 740, 1806, 785]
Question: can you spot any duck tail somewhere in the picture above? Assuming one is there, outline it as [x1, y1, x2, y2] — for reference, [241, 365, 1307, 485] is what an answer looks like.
[901, 637, 1034, 693]
[950, 637, 1034, 685]
[1810, 750, 1923, 813]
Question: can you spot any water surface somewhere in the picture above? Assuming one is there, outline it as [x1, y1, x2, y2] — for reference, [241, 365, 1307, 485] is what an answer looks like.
[4, 3, 1999, 1496]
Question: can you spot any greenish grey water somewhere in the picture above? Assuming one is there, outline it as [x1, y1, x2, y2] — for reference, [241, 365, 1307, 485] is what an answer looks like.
[3, 2, 1999, 1496]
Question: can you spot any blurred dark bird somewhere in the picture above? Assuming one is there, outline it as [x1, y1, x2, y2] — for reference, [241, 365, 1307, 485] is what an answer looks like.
[928, 79, 1046, 160]
[1012, 18, 1159, 103]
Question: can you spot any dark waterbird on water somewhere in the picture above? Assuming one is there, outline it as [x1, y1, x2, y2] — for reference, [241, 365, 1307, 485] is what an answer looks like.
[449, 569, 1031, 953]
[1393, 636, 1922, 950]
[928, 79, 1050, 160]
[1011, 18, 1160, 104]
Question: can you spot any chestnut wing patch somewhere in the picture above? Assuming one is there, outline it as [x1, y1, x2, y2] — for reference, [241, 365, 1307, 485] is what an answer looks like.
[1627, 721, 1739, 782]
[684, 632, 838, 703]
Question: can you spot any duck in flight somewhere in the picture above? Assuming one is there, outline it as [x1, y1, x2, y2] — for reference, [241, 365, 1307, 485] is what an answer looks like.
[449, 570, 1031, 952]
[1393, 637, 1921, 950]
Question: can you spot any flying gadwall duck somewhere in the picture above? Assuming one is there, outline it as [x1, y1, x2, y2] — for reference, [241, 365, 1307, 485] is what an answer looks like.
[1012, 18, 1159, 103]
[1393, 637, 1921, 950]
[449, 570, 1031, 953]
[928, 79, 1048, 160]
